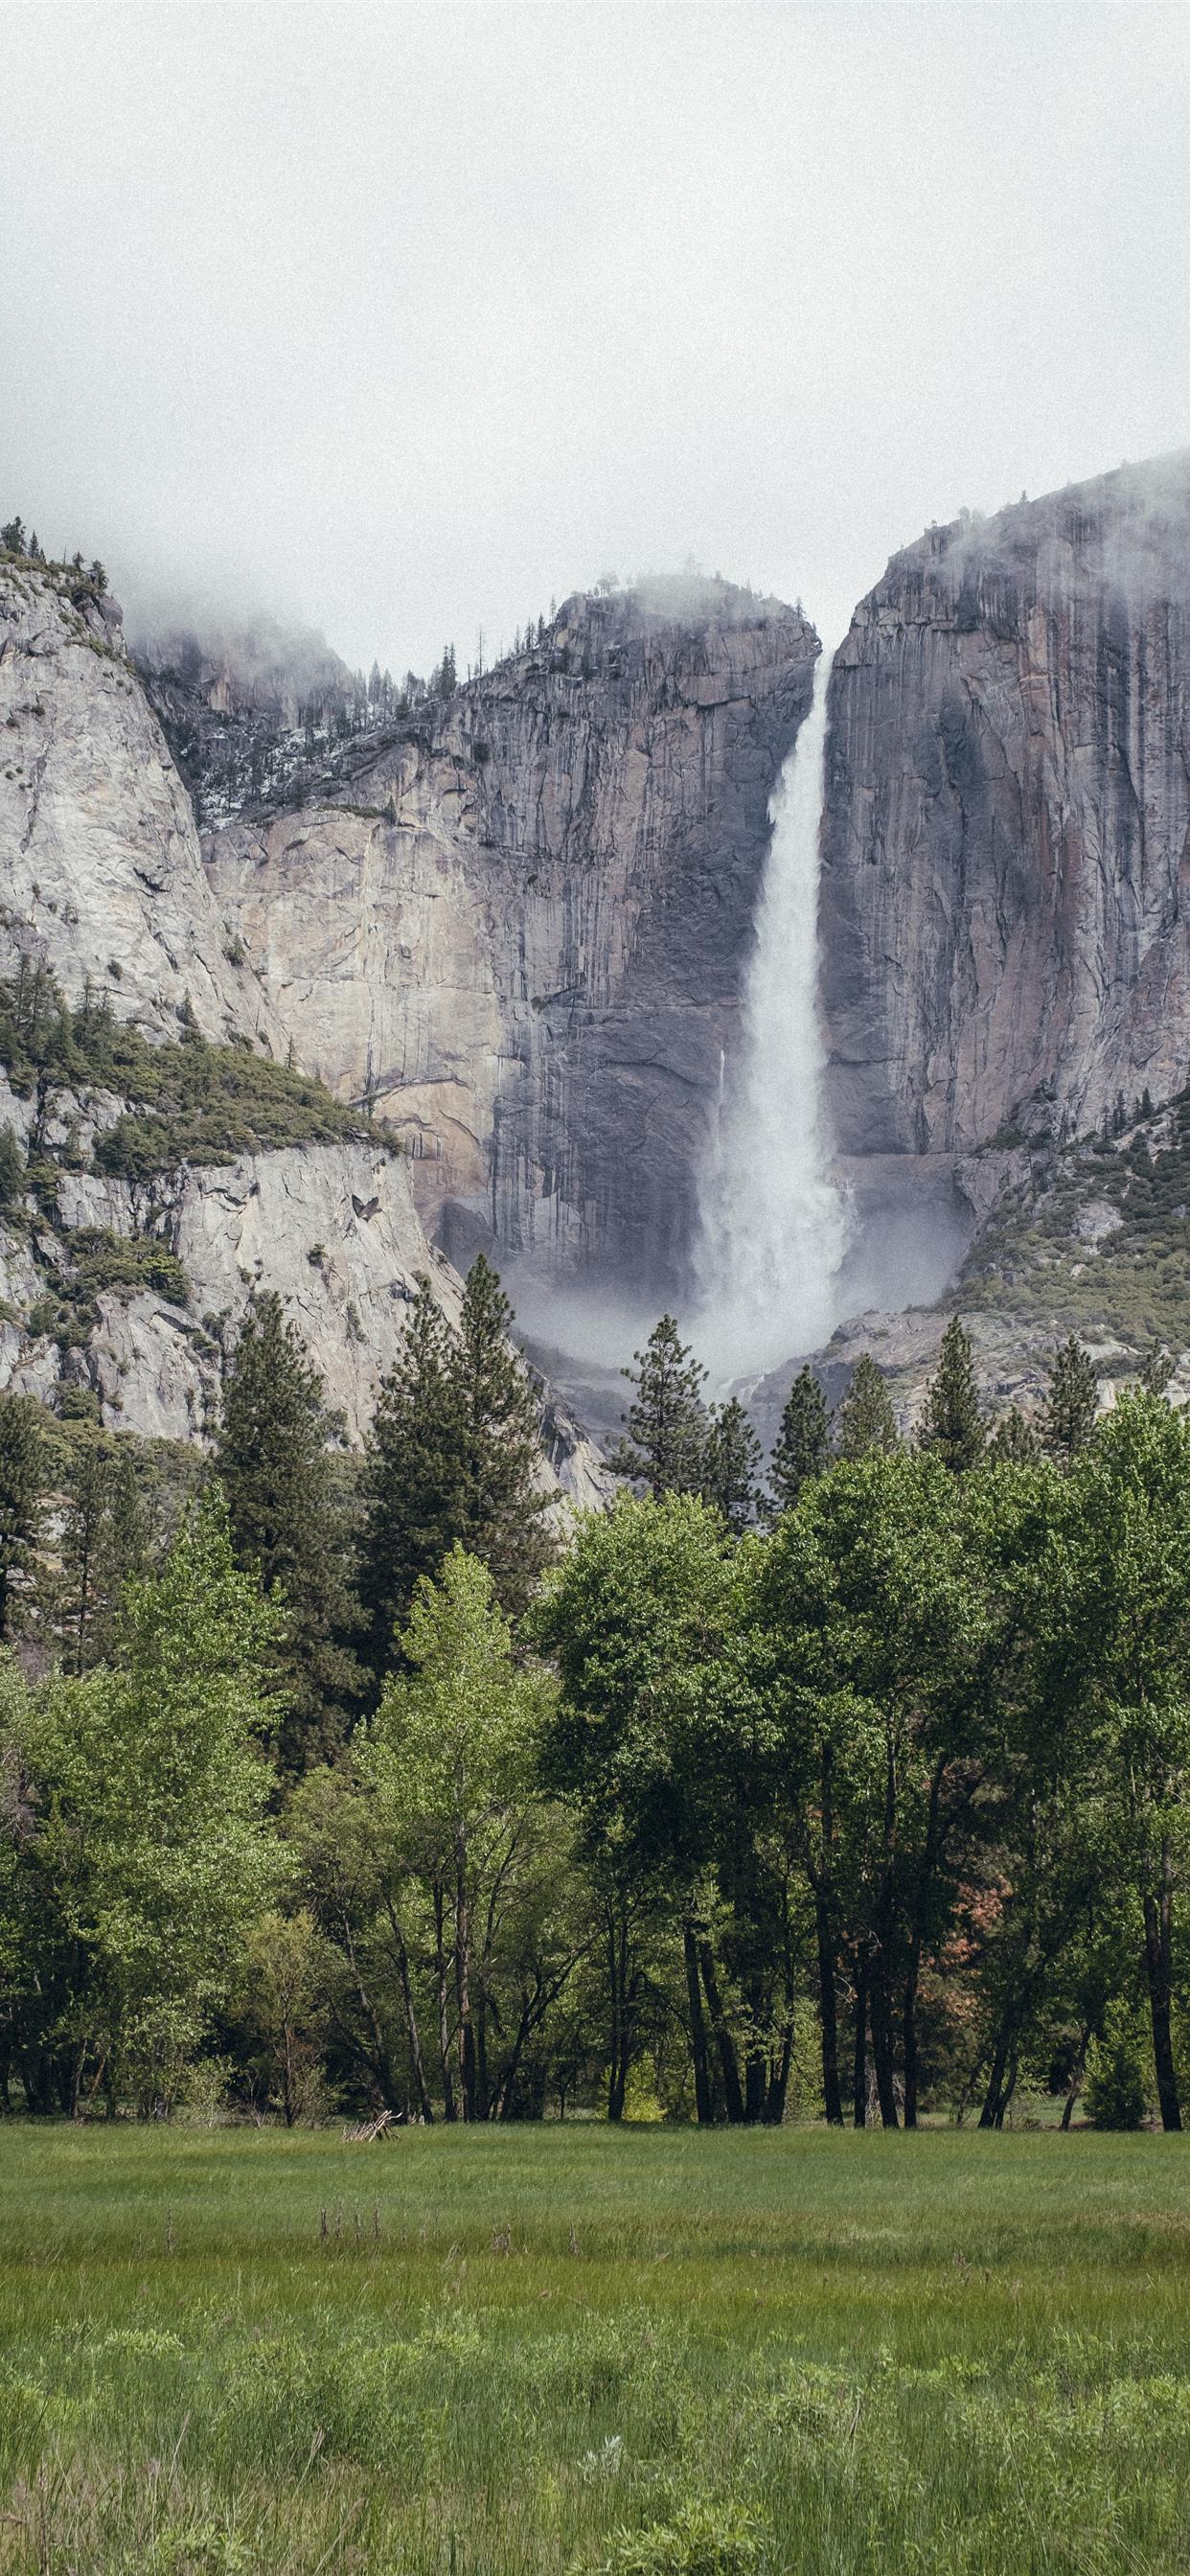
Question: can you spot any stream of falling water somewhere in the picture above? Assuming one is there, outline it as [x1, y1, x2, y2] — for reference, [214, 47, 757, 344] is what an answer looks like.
[694, 649, 849, 1381]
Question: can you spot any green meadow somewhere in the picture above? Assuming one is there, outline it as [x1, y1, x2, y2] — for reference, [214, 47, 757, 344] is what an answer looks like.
[1, 2126, 1187, 2574]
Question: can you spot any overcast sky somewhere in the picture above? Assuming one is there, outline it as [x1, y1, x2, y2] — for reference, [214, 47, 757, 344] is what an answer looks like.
[3, 2, 1188, 675]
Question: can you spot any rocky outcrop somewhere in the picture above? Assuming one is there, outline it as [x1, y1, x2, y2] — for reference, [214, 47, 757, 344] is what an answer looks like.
[0, 565, 286, 1050]
[821, 454, 1190, 1194]
[134, 611, 367, 826]
[203, 581, 818, 1294]
[0, 1115, 606, 1508]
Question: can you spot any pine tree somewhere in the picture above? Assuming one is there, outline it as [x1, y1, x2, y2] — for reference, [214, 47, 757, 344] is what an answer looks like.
[918, 1318, 986, 1471]
[701, 1396, 762, 1534]
[0, 1392, 46, 1639]
[452, 1254, 553, 1613]
[1140, 1340, 1176, 1398]
[611, 1316, 707, 1499]
[767, 1365, 832, 1514]
[835, 1353, 899, 1460]
[216, 1293, 361, 1771]
[988, 1406, 1041, 1462]
[359, 1279, 468, 1679]
[58, 1436, 149, 1674]
[1042, 1336, 1099, 1468]
[358, 1257, 550, 1683]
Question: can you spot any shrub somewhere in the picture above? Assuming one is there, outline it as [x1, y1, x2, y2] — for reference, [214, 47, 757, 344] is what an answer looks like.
[1086, 2001, 1153, 2130]
[591, 2503, 765, 2576]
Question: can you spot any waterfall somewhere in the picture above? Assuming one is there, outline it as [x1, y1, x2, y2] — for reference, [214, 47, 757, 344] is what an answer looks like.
[695, 649, 849, 1380]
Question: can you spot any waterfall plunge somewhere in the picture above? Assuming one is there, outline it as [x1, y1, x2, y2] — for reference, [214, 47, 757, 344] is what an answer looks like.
[695, 649, 849, 1381]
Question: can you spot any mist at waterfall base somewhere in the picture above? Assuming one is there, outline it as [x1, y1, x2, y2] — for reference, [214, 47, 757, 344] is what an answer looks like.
[692, 654, 850, 1387]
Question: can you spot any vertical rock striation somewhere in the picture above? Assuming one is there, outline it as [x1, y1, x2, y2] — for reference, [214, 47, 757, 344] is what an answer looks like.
[821, 454, 1190, 1191]
[0, 564, 286, 1048]
[203, 582, 818, 1294]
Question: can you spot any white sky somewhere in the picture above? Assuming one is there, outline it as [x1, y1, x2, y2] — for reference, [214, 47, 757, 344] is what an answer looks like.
[3, 2, 1189, 675]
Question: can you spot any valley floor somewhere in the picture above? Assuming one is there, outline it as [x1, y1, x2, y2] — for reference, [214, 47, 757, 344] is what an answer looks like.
[1, 2125, 1187, 2573]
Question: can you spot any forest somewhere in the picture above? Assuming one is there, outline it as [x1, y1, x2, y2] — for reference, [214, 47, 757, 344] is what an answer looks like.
[2, 1229, 1188, 2140]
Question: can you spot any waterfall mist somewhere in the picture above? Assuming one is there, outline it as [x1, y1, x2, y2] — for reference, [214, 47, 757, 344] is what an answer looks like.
[694, 650, 850, 1382]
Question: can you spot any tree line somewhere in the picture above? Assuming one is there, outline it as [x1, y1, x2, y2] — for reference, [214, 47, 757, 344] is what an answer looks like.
[2, 1274, 1187, 2132]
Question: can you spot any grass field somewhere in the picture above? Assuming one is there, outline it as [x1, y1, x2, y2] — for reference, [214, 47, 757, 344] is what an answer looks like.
[1, 2125, 1188, 2575]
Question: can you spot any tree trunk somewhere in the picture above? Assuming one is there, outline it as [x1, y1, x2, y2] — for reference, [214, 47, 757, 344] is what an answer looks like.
[978, 2015, 1014, 2128]
[1061, 2023, 1091, 2131]
[868, 1957, 900, 2128]
[903, 1939, 922, 2130]
[387, 1904, 433, 2123]
[683, 1920, 713, 2124]
[606, 1902, 627, 2122]
[852, 1950, 868, 2128]
[698, 1935, 745, 2125]
[455, 1831, 476, 2123]
[434, 1884, 456, 2122]
[815, 1893, 844, 2125]
[765, 2019, 793, 2126]
[1144, 1869, 1182, 2130]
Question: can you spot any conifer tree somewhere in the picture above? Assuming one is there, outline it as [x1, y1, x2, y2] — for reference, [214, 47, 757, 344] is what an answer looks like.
[918, 1318, 986, 1471]
[359, 1278, 467, 1680]
[701, 1396, 762, 1535]
[1042, 1335, 1099, 1469]
[0, 1393, 46, 1640]
[767, 1365, 832, 1514]
[216, 1293, 361, 1771]
[1140, 1340, 1175, 1398]
[835, 1353, 898, 1460]
[611, 1315, 707, 1499]
[58, 1437, 149, 1674]
[359, 1258, 550, 1682]
[988, 1406, 1041, 1463]
[453, 1254, 553, 1614]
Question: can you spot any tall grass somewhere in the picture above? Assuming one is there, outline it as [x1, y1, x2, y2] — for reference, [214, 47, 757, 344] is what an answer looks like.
[1, 2125, 1187, 2572]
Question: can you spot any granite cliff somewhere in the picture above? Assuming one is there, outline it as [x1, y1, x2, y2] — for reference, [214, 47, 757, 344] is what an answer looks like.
[0, 560, 285, 1050]
[0, 558, 606, 1505]
[200, 581, 819, 1294]
[821, 454, 1190, 1233]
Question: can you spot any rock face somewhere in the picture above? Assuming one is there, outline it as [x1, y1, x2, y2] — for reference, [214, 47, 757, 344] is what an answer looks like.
[0, 565, 286, 1050]
[203, 581, 818, 1294]
[52, 1141, 460, 1447]
[821, 454, 1190, 1191]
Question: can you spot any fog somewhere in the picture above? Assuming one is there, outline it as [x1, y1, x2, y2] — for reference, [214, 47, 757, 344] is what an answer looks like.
[3, 5, 1189, 673]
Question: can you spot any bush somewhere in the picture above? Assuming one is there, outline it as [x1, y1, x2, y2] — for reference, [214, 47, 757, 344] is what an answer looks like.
[1086, 2001, 1153, 2130]
[0, 969, 387, 1177]
[67, 1229, 191, 1307]
[591, 2503, 765, 2576]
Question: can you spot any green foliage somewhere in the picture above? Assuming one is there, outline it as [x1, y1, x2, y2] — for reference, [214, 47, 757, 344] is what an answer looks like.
[961, 1085, 1190, 1347]
[67, 1226, 190, 1304]
[358, 1257, 551, 1679]
[5, 2126, 1190, 2575]
[988, 1405, 1041, 1461]
[0, 1390, 47, 1640]
[612, 1315, 708, 1498]
[700, 1396, 762, 1533]
[1042, 1334, 1099, 1466]
[919, 1317, 986, 1470]
[767, 1364, 832, 1514]
[0, 966, 374, 1169]
[56, 1433, 149, 1673]
[295, 1548, 574, 2121]
[593, 2501, 763, 2575]
[0, 1122, 25, 1211]
[1085, 1999, 1152, 2129]
[215, 1292, 362, 1773]
[834, 1351, 898, 1459]
[0, 1493, 284, 2107]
